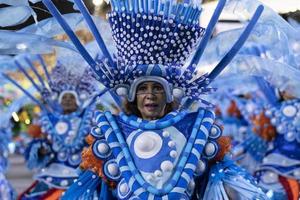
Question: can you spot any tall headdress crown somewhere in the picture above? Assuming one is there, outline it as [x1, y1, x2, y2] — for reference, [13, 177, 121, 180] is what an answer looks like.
[107, 1, 205, 66]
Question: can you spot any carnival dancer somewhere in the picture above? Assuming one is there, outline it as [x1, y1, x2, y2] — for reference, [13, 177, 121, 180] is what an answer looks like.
[40, 0, 268, 199]
[238, 44, 300, 200]
[0, 122, 15, 200]
[2, 54, 102, 199]
[220, 50, 300, 200]
[209, 16, 300, 200]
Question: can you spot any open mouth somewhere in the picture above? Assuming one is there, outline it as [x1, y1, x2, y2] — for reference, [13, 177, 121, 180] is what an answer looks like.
[144, 103, 158, 111]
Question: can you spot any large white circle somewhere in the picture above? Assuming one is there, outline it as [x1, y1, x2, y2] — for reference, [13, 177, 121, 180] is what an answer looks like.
[282, 105, 297, 117]
[55, 121, 68, 135]
[134, 131, 162, 159]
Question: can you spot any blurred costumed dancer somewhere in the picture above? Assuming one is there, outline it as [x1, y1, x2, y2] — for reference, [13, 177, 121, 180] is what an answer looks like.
[242, 37, 300, 200]
[2, 54, 102, 199]
[203, 0, 300, 197]
[39, 0, 268, 199]
[223, 45, 300, 200]
[210, 43, 276, 175]
[0, 123, 15, 200]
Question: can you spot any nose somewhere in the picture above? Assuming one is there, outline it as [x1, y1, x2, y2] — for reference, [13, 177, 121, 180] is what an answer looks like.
[145, 92, 156, 99]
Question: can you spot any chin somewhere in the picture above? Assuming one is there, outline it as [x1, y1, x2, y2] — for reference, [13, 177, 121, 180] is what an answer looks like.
[145, 112, 160, 119]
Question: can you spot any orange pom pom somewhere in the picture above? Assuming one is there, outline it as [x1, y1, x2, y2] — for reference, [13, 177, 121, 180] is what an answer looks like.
[80, 144, 117, 188]
[214, 106, 222, 117]
[227, 100, 242, 118]
[85, 134, 95, 145]
[27, 124, 42, 138]
[252, 111, 276, 141]
[213, 136, 232, 162]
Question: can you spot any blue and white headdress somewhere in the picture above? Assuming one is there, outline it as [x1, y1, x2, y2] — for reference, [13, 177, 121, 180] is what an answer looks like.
[47, 62, 97, 104]
[2, 54, 97, 110]
[42, 0, 263, 106]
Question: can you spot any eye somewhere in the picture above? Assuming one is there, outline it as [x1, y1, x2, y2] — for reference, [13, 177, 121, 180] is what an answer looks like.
[153, 85, 163, 92]
[137, 85, 147, 91]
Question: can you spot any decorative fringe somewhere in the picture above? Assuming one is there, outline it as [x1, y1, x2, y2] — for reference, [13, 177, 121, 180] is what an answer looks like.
[203, 157, 269, 200]
[61, 170, 103, 200]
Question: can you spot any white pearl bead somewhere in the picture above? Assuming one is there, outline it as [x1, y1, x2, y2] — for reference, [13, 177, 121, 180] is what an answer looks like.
[97, 143, 109, 154]
[262, 171, 278, 184]
[119, 183, 129, 194]
[282, 105, 297, 117]
[188, 180, 195, 191]
[59, 152, 65, 157]
[116, 87, 128, 97]
[107, 163, 119, 176]
[46, 177, 53, 182]
[210, 127, 218, 136]
[172, 88, 184, 99]
[154, 170, 162, 177]
[195, 160, 206, 174]
[146, 174, 154, 181]
[168, 141, 175, 148]
[72, 154, 79, 161]
[170, 150, 178, 158]
[265, 110, 272, 117]
[60, 180, 68, 187]
[205, 143, 216, 156]
[286, 132, 294, 140]
[271, 118, 277, 125]
[293, 169, 300, 177]
[276, 125, 285, 134]
[160, 160, 174, 172]
[162, 131, 170, 137]
[95, 127, 100, 133]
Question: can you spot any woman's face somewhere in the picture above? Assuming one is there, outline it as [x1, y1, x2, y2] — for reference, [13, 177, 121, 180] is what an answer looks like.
[136, 81, 167, 120]
[60, 93, 78, 114]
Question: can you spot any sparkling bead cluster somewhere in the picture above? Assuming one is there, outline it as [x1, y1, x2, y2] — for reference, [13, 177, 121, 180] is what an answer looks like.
[108, 12, 204, 67]
[265, 100, 300, 142]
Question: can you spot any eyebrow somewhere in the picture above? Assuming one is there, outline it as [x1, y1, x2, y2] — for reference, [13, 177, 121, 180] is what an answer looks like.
[138, 82, 162, 88]
[138, 84, 147, 88]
